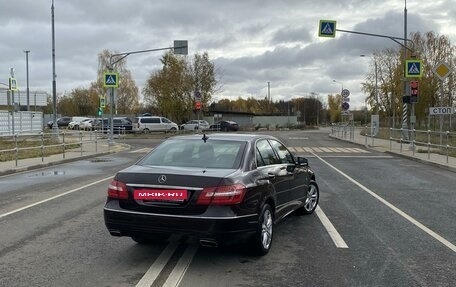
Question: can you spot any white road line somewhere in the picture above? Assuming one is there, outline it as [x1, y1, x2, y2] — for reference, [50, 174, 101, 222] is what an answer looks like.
[0, 176, 113, 219]
[135, 239, 181, 287]
[315, 206, 349, 248]
[163, 244, 199, 287]
[130, 148, 152, 153]
[288, 147, 296, 152]
[312, 152, 456, 254]
[295, 147, 304, 152]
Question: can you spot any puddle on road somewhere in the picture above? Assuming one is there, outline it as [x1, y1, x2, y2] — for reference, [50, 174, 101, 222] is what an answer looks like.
[29, 170, 66, 177]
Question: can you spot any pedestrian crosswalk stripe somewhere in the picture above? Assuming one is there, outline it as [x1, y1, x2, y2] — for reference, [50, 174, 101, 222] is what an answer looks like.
[288, 147, 370, 154]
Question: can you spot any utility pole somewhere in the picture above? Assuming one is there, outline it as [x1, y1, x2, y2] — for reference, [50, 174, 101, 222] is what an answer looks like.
[401, 0, 409, 141]
[24, 50, 30, 111]
[268, 81, 271, 114]
[51, 0, 58, 135]
[10, 68, 15, 135]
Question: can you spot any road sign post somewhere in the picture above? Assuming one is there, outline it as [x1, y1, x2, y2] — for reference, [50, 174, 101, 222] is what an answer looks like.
[432, 61, 453, 145]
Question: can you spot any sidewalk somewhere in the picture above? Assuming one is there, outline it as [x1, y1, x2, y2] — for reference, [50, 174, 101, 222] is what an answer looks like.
[329, 127, 456, 173]
[0, 141, 129, 176]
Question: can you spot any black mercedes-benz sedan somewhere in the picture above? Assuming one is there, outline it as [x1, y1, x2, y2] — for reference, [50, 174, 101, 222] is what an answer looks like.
[104, 133, 319, 255]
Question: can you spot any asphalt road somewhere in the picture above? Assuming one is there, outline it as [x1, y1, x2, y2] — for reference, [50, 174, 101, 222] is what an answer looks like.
[0, 130, 455, 287]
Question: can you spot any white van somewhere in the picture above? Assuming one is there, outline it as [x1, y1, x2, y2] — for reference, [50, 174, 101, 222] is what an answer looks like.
[133, 116, 178, 133]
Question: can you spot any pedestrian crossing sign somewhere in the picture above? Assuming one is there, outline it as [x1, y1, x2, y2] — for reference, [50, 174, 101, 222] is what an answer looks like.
[103, 72, 119, 88]
[405, 60, 423, 78]
[318, 20, 336, 38]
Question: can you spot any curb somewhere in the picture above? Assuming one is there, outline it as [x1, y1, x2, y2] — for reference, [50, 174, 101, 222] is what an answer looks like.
[0, 143, 131, 177]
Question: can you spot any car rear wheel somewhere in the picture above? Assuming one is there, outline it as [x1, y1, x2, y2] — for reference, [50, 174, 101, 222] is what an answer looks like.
[249, 203, 273, 256]
[297, 181, 319, 215]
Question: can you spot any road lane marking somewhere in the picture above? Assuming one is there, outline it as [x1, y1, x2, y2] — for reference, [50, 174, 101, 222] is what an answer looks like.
[315, 206, 349, 248]
[135, 239, 180, 287]
[163, 244, 199, 287]
[312, 152, 456, 254]
[0, 176, 113, 219]
[129, 148, 152, 153]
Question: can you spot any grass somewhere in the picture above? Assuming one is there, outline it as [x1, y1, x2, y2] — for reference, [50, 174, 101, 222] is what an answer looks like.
[0, 137, 80, 162]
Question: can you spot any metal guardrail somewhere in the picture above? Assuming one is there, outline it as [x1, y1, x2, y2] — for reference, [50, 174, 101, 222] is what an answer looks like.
[332, 124, 455, 164]
[331, 124, 355, 141]
[0, 130, 111, 167]
[389, 128, 455, 163]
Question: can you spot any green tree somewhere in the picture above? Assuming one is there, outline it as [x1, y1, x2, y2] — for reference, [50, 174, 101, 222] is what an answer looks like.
[91, 49, 140, 115]
[143, 51, 219, 123]
[327, 94, 342, 123]
[361, 31, 456, 127]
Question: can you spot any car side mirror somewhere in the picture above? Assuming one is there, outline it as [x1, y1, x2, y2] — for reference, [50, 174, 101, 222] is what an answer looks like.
[296, 156, 308, 167]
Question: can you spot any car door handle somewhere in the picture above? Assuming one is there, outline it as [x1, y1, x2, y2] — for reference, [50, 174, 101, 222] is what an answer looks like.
[267, 173, 276, 180]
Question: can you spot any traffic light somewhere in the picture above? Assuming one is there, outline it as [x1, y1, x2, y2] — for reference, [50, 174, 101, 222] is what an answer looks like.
[99, 96, 106, 108]
[410, 81, 419, 103]
[97, 107, 103, 116]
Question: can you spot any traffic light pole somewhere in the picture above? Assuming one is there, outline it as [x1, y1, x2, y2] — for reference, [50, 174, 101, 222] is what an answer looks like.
[105, 41, 188, 143]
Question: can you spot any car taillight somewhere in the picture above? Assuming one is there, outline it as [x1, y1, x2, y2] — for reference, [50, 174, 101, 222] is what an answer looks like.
[197, 184, 246, 205]
[107, 179, 129, 199]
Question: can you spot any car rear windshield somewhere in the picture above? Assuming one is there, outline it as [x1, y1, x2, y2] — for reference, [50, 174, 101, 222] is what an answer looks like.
[139, 138, 246, 169]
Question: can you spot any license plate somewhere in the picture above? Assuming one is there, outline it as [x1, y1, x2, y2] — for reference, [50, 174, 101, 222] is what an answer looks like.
[134, 189, 187, 201]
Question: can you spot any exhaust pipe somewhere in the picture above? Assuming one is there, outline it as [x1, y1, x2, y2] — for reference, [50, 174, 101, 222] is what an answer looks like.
[109, 230, 122, 237]
[199, 238, 218, 248]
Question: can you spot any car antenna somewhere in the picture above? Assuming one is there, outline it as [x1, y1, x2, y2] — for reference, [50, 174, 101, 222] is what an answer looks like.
[202, 133, 208, 143]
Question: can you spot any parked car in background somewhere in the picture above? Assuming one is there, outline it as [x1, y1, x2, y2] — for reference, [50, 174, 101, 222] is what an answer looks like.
[209, 120, 239, 132]
[47, 116, 72, 129]
[103, 133, 319, 256]
[101, 117, 133, 134]
[80, 118, 101, 131]
[133, 116, 178, 133]
[180, 120, 210, 131]
[68, 117, 91, 130]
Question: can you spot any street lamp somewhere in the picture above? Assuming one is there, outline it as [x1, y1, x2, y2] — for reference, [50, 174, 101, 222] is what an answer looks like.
[332, 79, 343, 92]
[24, 50, 30, 111]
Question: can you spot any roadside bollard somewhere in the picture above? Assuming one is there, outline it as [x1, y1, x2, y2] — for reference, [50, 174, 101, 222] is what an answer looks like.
[14, 133, 18, 167]
[40, 132, 44, 162]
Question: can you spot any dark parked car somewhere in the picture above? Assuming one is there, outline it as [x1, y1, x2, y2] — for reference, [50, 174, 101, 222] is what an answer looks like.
[101, 117, 133, 133]
[104, 133, 319, 255]
[47, 116, 72, 129]
[209, 120, 239, 131]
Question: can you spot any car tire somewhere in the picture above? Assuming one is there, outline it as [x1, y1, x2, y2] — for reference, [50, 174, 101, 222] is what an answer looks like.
[170, 127, 177, 133]
[297, 181, 319, 215]
[143, 128, 150, 134]
[249, 203, 273, 256]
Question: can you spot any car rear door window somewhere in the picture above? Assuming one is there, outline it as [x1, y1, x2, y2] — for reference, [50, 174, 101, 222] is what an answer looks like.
[269, 140, 294, 164]
[256, 139, 280, 166]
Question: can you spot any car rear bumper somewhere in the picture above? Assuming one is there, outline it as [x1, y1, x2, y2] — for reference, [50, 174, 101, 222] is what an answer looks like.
[103, 201, 258, 244]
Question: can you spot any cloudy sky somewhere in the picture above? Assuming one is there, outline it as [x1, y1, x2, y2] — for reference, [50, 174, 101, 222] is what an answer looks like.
[1, 0, 455, 109]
